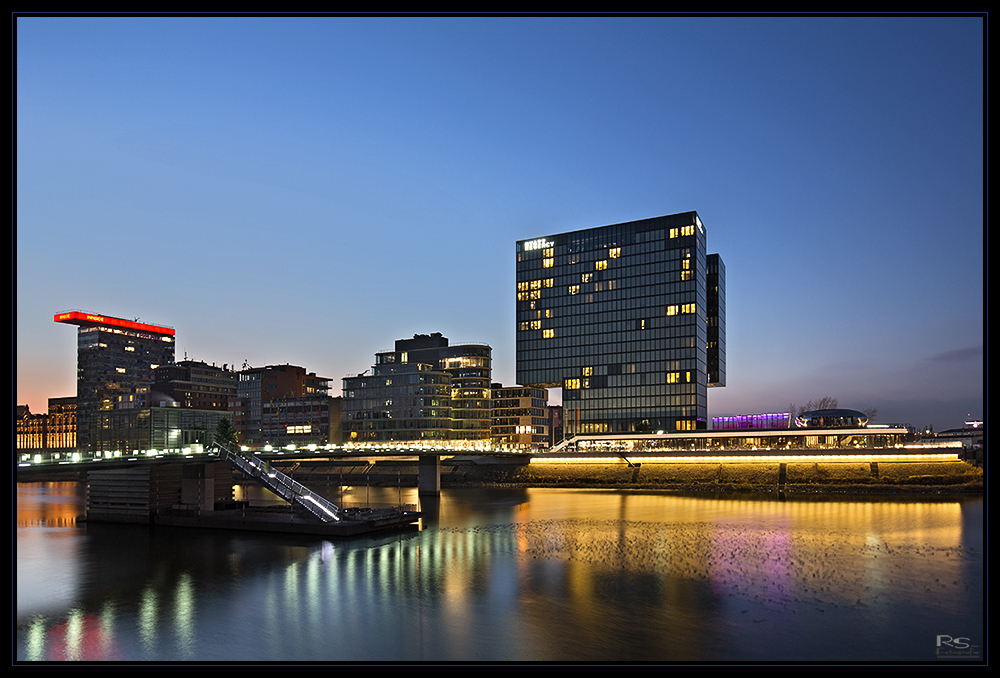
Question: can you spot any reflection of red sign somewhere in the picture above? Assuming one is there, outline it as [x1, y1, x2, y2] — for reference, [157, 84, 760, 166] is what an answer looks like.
[44, 613, 125, 661]
[54, 311, 174, 336]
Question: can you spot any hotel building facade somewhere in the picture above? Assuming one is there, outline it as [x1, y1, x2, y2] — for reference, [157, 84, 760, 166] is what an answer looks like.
[55, 311, 176, 452]
[516, 211, 725, 435]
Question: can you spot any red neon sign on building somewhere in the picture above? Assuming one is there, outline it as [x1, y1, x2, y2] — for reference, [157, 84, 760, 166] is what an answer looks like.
[54, 311, 175, 337]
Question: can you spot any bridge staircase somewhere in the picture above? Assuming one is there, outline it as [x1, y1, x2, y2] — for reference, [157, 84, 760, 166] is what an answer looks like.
[213, 443, 341, 522]
[547, 436, 576, 454]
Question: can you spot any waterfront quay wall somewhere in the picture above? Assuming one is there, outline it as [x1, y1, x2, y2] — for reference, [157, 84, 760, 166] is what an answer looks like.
[274, 456, 982, 493]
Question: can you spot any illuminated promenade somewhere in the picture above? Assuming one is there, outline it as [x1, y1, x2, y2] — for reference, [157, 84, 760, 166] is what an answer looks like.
[17, 426, 967, 481]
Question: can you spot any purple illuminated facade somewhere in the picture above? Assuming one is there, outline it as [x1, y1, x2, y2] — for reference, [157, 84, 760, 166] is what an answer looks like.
[712, 412, 790, 430]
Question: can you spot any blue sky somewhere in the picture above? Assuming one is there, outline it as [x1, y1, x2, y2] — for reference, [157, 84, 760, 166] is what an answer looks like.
[16, 15, 984, 431]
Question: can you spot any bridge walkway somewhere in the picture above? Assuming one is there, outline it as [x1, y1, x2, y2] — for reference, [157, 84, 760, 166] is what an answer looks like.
[213, 443, 341, 522]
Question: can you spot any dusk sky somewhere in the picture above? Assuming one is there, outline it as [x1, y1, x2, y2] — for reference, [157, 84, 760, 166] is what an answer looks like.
[16, 15, 984, 431]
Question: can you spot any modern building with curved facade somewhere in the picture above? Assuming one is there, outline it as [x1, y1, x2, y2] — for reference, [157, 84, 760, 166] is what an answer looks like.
[795, 409, 869, 429]
[342, 333, 492, 446]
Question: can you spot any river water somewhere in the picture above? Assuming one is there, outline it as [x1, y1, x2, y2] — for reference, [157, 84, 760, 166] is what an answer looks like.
[16, 481, 984, 663]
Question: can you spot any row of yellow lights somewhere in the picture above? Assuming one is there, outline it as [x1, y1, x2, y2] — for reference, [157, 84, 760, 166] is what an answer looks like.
[20, 438, 963, 466]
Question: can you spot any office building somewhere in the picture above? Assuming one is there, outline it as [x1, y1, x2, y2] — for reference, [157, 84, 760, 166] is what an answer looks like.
[262, 395, 342, 448]
[90, 405, 231, 453]
[89, 360, 238, 454]
[343, 333, 492, 445]
[55, 311, 176, 452]
[490, 384, 549, 449]
[515, 211, 725, 434]
[237, 364, 333, 446]
[151, 360, 239, 411]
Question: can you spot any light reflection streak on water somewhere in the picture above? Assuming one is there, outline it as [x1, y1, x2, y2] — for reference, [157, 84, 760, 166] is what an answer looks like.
[138, 586, 158, 657]
[98, 600, 117, 660]
[173, 573, 195, 660]
[24, 618, 46, 661]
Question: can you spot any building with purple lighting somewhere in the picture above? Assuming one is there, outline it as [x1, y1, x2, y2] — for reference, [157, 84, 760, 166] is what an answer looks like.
[712, 412, 791, 430]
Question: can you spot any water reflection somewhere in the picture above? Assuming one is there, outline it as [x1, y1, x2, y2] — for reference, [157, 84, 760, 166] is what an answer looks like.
[16, 484, 983, 662]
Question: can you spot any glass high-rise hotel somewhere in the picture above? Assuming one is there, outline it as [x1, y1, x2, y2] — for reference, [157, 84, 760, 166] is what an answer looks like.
[516, 211, 725, 434]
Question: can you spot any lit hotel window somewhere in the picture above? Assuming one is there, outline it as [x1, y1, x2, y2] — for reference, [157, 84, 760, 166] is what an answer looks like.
[666, 305, 679, 316]
[595, 260, 608, 270]
[569, 285, 580, 295]
[543, 329, 554, 339]
[543, 258, 554, 268]
[609, 247, 621, 258]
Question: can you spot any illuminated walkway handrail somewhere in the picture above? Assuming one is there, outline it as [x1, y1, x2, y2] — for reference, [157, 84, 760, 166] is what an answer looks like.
[213, 443, 341, 522]
[546, 436, 576, 455]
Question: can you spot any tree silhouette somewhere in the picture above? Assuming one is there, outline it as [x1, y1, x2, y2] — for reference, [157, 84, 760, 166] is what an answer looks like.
[214, 417, 239, 448]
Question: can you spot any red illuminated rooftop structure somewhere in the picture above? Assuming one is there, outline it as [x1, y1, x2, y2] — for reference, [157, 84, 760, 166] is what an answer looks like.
[54, 311, 175, 337]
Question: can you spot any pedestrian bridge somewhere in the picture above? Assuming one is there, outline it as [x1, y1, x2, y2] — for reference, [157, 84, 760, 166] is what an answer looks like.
[18, 426, 959, 492]
[16, 441, 494, 497]
[213, 443, 342, 522]
[17, 431, 967, 525]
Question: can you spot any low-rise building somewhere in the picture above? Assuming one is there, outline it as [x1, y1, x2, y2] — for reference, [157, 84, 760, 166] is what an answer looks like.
[490, 384, 549, 450]
[16, 397, 77, 453]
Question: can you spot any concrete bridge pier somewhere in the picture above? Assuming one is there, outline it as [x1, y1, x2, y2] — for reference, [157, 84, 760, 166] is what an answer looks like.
[418, 455, 441, 495]
[85, 461, 232, 523]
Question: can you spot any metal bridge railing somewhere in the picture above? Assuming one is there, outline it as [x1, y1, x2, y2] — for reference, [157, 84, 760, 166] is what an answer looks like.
[213, 443, 341, 522]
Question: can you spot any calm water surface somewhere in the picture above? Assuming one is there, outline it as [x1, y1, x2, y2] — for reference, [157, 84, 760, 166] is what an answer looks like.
[16, 482, 984, 663]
